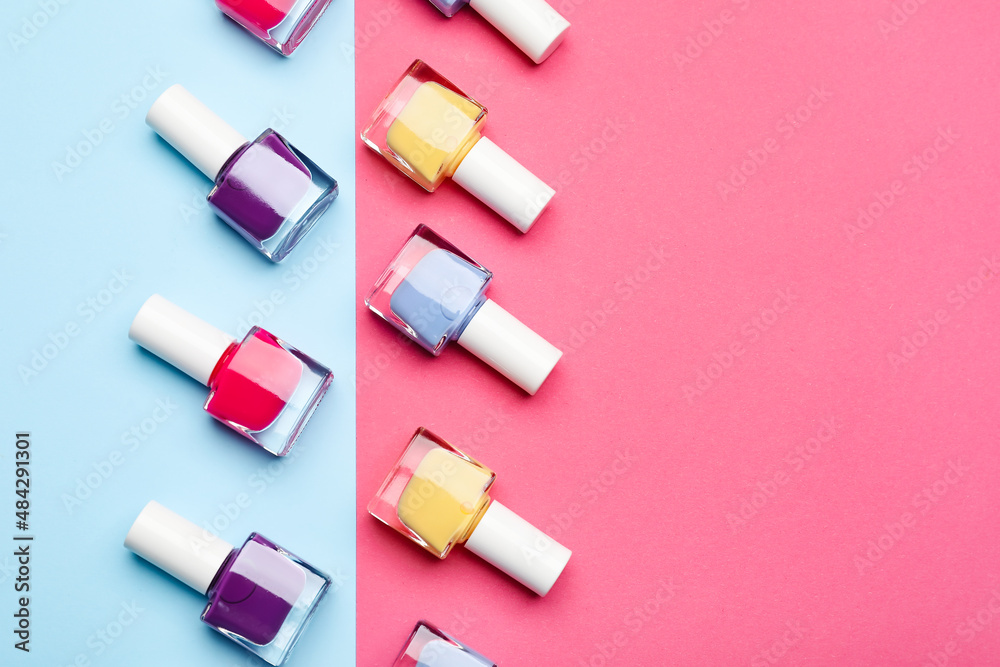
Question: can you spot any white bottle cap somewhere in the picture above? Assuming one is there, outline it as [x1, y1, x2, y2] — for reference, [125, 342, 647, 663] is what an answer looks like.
[124, 501, 234, 596]
[146, 84, 248, 180]
[458, 299, 562, 394]
[469, 0, 570, 63]
[128, 294, 236, 386]
[452, 137, 555, 233]
[465, 500, 571, 596]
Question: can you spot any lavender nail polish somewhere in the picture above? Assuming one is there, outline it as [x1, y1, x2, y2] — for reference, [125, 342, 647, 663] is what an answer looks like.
[125, 502, 330, 665]
[147, 84, 337, 262]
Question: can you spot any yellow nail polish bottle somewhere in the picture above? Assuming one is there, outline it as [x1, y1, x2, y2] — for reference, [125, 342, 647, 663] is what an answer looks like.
[361, 60, 556, 233]
[368, 427, 572, 596]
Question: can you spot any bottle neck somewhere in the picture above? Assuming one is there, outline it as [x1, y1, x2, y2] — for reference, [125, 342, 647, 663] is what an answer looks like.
[204, 546, 239, 599]
[458, 495, 493, 545]
[207, 341, 240, 389]
[443, 130, 482, 179]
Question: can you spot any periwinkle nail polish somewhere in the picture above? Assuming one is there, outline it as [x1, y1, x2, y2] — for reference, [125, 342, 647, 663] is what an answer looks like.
[215, 0, 334, 55]
[125, 501, 330, 665]
[361, 60, 554, 233]
[365, 225, 561, 394]
[129, 294, 333, 456]
[147, 84, 337, 262]
[369, 428, 572, 596]
[393, 621, 496, 667]
[424, 0, 570, 63]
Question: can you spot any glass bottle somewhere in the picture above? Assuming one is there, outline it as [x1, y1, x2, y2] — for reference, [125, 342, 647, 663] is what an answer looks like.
[393, 620, 496, 667]
[215, 0, 334, 56]
[365, 225, 562, 394]
[124, 501, 330, 665]
[369, 427, 572, 596]
[148, 84, 338, 262]
[129, 294, 333, 456]
[362, 60, 554, 233]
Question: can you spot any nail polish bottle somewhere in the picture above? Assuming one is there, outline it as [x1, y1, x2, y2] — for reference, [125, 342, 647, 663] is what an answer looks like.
[365, 225, 561, 394]
[124, 501, 330, 666]
[361, 60, 554, 233]
[147, 84, 338, 262]
[129, 294, 333, 456]
[425, 0, 570, 64]
[393, 621, 496, 667]
[215, 0, 333, 56]
[369, 427, 572, 596]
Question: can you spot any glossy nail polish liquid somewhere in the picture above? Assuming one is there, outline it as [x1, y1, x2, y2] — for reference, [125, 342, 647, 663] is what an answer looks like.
[366, 225, 561, 394]
[129, 295, 333, 456]
[216, 0, 334, 55]
[148, 84, 337, 262]
[393, 621, 496, 667]
[125, 502, 330, 665]
[209, 129, 336, 258]
[369, 428, 572, 595]
[362, 60, 554, 232]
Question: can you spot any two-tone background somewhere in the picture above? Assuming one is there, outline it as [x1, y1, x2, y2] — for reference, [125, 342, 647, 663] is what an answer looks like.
[5, 0, 1000, 665]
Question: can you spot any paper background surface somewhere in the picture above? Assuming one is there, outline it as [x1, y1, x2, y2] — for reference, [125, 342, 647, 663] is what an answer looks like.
[355, 1, 1000, 665]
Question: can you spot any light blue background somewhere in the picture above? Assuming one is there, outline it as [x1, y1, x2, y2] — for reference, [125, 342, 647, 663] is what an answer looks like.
[0, 0, 355, 665]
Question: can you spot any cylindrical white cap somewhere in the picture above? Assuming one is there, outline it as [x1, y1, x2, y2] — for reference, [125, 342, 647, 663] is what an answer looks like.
[124, 501, 234, 596]
[458, 299, 562, 394]
[128, 294, 236, 386]
[469, 0, 570, 63]
[146, 84, 248, 180]
[465, 500, 571, 596]
[452, 137, 555, 233]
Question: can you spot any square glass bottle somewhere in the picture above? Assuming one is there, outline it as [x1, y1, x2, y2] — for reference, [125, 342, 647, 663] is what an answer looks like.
[362, 61, 554, 232]
[125, 501, 331, 665]
[369, 427, 572, 595]
[393, 621, 496, 667]
[365, 225, 561, 394]
[216, 0, 334, 55]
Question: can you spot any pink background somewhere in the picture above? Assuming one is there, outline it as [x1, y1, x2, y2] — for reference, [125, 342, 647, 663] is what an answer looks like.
[355, 1, 1000, 665]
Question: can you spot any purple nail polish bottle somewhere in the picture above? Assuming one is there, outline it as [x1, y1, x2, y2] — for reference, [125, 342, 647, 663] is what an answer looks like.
[147, 84, 338, 262]
[125, 501, 330, 665]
